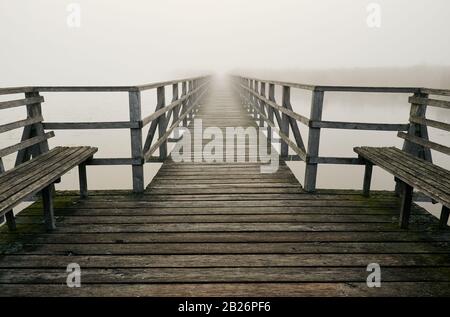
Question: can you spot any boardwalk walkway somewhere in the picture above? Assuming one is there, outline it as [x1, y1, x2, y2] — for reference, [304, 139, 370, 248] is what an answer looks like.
[1, 81, 450, 296]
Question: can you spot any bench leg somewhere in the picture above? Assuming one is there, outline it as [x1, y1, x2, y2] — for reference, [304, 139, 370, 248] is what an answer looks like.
[42, 185, 56, 231]
[399, 181, 413, 229]
[5, 210, 16, 231]
[362, 163, 373, 197]
[78, 162, 88, 199]
[440, 206, 450, 229]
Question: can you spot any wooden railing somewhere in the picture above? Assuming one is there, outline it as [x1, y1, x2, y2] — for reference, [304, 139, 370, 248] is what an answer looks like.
[233, 75, 449, 192]
[0, 75, 211, 193]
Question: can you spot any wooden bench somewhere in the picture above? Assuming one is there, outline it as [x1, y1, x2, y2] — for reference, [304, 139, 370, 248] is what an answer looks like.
[354, 91, 450, 229]
[354, 146, 449, 229]
[0, 92, 97, 231]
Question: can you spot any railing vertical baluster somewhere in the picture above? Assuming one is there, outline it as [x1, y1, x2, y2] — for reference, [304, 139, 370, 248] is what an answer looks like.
[157, 86, 167, 160]
[253, 81, 259, 121]
[172, 83, 179, 138]
[259, 82, 266, 127]
[267, 84, 275, 144]
[128, 90, 144, 193]
[181, 82, 188, 127]
[188, 81, 194, 121]
[246, 79, 251, 111]
[280, 86, 290, 157]
[304, 90, 324, 192]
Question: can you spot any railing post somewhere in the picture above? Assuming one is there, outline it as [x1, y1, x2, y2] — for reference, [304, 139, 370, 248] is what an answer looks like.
[128, 90, 144, 193]
[259, 82, 266, 127]
[15, 91, 48, 165]
[188, 81, 194, 121]
[253, 81, 259, 121]
[304, 90, 324, 192]
[181, 81, 188, 127]
[402, 92, 432, 161]
[172, 83, 179, 138]
[267, 84, 275, 144]
[157, 86, 167, 160]
[246, 79, 251, 110]
[280, 86, 291, 157]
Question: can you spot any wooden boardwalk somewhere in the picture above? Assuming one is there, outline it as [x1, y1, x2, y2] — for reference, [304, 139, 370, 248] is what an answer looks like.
[1, 82, 450, 296]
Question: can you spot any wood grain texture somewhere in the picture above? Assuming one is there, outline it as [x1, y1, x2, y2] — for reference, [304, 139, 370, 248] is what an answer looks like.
[0, 81, 449, 297]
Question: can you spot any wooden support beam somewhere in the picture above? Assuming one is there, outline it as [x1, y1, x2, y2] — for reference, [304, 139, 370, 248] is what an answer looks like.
[267, 84, 275, 143]
[128, 91, 144, 193]
[259, 82, 266, 127]
[280, 86, 290, 157]
[362, 163, 373, 197]
[399, 181, 413, 229]
[304, 90, 324, 192]
[157, 86, 168, 160]
[78, 162, 88, 199]
[42, 185, 56, 231]
[440, 206, 450, 229]
[181, 82, 188, 127]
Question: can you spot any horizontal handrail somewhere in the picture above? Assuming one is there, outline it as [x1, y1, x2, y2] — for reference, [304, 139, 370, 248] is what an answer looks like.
[0, 75, 211, 194]
[234, 75, 450, 95]
[234, 74, 450, 192]
[42, 121, 140, 130]
[0, 75, 211, 94]
[239, 83, 310, 125]
[144, 87, 209, 160]
[141, 80, 209, 126]
[136, 75, 210, 91]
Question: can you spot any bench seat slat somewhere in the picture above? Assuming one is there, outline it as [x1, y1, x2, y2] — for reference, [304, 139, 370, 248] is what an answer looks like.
[0, 147, 67, 186]
[354, 147, 450, 208]
[0, 146, 97, 214]
[373, 149, 450, 194]
[0, 147, 82, 197]
[382, 147, 450, 190]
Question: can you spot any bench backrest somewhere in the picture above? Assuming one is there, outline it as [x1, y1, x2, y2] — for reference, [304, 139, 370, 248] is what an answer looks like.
[0, 89, 54, 173]
[399, 89, 450, 162]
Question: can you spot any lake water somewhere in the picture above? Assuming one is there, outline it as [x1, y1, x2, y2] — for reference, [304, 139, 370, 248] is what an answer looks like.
[1, 70, 449, 219]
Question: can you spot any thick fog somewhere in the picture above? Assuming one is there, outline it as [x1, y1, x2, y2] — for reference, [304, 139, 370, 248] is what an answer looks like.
[1, 0, 450, 85]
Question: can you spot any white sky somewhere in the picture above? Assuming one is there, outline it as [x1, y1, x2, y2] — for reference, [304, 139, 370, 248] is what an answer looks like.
[1, 0, 449, 85]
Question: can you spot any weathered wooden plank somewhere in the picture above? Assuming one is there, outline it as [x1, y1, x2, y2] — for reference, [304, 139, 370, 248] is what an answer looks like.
[16, 213, 433, 224]
[128, 91, 144, 193]
[304, 90, 324, 192]
[0, 116, 44, 134]
[6, 241, 450, 256]
[2, 253, 450, 268]
[1, 267, 450, 284]
[0, 147, 97, 213]
[398, 132, 450, 155]
[4, 282, 450, 297]
[42, 121, 139, 129]
[0, 96, 44, 110]
[16, 222, 439, 234]
[409, 96, 450, 109]
[0, 132, 55, 158]
[355, 147, 450, 206]
[3, 231, 450, 244]
[311, 121, 409, 131]
[0, 148, 84, 198]
[410, 116, 450, 132]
